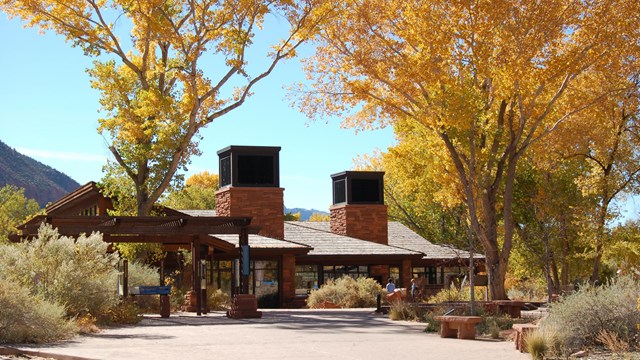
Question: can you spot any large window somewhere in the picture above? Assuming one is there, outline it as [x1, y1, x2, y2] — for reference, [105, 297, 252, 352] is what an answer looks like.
[323, 265, 369, 281]
[295, 265, 319, 295]
[212, 260, 233, 294]
[412, 266, 438, 285]
[249, 260, 279, 308]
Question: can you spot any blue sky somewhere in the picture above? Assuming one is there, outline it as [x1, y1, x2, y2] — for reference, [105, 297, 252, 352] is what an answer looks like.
[0, 14, 395, 212]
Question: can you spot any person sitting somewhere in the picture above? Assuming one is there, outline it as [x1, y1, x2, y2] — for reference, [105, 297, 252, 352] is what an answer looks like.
[386, 278, 396, 293]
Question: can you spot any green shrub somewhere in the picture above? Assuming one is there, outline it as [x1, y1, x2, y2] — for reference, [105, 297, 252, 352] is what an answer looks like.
[540, 275, 640, 354]
[0, 280, 76, 344]
[0, 224, 119, 318]
[307, 276, 383, 308]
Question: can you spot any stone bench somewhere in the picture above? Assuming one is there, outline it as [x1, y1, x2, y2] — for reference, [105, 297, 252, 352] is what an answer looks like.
[493, 300, 525, 318]
[434, 316, 483, 340]
[512, 323, 538, 352]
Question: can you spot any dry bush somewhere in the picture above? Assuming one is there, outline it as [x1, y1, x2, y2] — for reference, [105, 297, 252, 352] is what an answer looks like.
[540, 275, 640, 354]
[526, 330, 548, 360]
[208, 289, 231, 310]
[102, 300, 142, 325]
[0, 224, 119, 318]
[596, 329, 630, 354]
[388, 302, 422, 321]
[0, 280, 76, 343]
[307, 276, 383, 308]
[427, 285, 486, 304]
[126, 261, 161, 312]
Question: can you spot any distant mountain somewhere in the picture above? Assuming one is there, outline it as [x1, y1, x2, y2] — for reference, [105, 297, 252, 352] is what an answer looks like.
[0, 140, 80, 207]
[284, 207, 329, 221]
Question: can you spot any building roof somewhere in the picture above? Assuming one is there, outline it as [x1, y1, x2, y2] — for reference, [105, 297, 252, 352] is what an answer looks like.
[214, 233, 311, 250]
[386, 222, 481, 260]
[284, 221, 420, 257]
[177, 209, 217, 217]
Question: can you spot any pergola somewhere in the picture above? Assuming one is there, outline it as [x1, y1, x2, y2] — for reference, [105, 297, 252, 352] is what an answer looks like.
[15, 215, 260, 315]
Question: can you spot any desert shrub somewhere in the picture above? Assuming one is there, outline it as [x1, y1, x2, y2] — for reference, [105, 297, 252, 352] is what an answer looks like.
[208, 289, 231, 310]
[540, 275, 640, 354]
[0, 280, 76, 344]
[76, 314, 100, 334]
[427, 285, 486, 304]
[388, 302, 422, 321]
[127, 261, 161, 312]
[477, 315, 514, 338]
[596, 329, 630, 354]
[307, 276, 383, 308]
[169, 286, 188, 311]
[506, 278, 547, 302]
[102, 299, 142, 325]
[422, 311, 441, 332]
[0, 225, 119, 318]
[526, 329, 548, 360]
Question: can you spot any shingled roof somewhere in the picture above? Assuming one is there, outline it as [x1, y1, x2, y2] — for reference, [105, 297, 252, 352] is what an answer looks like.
[180, 211, 474, 260]
[284, 221, 477, 260]
[214, 233, 310, 250]
[386, 222, 481, 260]
[283, 221, 420, 256]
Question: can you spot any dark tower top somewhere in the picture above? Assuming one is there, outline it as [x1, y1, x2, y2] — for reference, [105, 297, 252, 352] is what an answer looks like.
[217, 146, 281, 188]
[331, 171, 384, 205]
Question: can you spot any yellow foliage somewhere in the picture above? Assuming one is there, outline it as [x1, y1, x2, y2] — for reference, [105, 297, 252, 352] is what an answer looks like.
[1, 0, 334, 215]
[295, 0, 640, 299]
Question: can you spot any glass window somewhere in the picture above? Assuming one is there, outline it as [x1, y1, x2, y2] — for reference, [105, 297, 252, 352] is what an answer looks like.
[295, 265, 319, 295]
[412, 266, 439, 285]
[389, 266, 400, 286]
[212, 260, 233, 295]
[322, 265, 369, 282]
[251, 260, 279, 308]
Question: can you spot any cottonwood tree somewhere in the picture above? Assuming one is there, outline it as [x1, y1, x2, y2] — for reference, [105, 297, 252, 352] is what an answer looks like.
[548, 74, 640, 282]
[354, 148, 467, 249]
[162, 171, 219, 210]
[0, 185, 41, 243]
[295, 0, 639, 299]
[510, 158, 588, 300]
[2, 0, 333, 215]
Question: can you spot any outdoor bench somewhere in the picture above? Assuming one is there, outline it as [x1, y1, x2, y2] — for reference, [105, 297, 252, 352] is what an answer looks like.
[129, 285, 171, 318]
[512, 323, 538, 352]
[493, 300, 525, 318]
[434, 315, 482, 340]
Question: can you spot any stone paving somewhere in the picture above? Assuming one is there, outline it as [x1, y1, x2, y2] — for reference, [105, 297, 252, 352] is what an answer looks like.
[10, 309, 530, 360]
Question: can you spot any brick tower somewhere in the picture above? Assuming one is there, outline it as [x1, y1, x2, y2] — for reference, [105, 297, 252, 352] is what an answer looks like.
[215, 146, 284, 239]
[329, 171, 388, 245]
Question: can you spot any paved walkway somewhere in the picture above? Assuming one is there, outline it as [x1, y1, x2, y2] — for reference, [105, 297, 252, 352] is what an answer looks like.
[14, 309, 529, 360]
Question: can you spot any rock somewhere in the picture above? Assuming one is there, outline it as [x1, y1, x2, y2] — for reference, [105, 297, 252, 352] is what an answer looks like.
[570, 350, 589, 358]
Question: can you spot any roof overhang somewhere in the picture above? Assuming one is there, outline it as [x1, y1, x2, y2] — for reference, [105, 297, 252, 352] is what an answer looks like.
[12, 215, 259, 253]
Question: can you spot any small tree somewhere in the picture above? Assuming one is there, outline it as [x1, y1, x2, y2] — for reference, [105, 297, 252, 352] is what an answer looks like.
[0, 185, 41, 243]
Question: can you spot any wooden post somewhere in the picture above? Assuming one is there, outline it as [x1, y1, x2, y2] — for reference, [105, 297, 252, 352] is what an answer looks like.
[123, 259, 129, 298]
[192, 237, 202, 316]
[200, 244, 209, 315]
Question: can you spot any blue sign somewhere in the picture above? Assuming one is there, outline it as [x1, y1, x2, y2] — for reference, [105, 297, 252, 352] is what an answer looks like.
[130, 286, 171, 295]
[241, 245, 250, 276]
